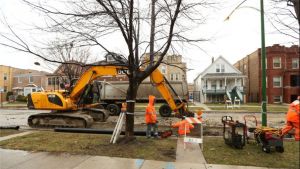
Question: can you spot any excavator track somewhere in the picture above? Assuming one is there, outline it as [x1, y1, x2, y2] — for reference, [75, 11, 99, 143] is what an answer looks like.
[84, 108, 110, 122]
[28, 113, 94, 128]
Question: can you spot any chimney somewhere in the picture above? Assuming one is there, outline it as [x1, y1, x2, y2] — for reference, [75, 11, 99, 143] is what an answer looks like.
[212, 57, 214, 63]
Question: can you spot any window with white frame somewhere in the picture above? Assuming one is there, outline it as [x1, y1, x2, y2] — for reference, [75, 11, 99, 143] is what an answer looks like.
[273, 76, 282, 87]
[29, 75, 34, 83]
[292, 58, 299, 69]
[216, 64, 220, 73]
[211, 80, 216, 89]
[170, 74, 174, 81]
[221, 64, 225, 72]
[273, 57, 281, 68]
[273, 96, 282, 103]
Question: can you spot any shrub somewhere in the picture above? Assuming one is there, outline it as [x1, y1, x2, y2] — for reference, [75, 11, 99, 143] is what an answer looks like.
[16, 95, 27, 102]
[6, 91, 14, 101]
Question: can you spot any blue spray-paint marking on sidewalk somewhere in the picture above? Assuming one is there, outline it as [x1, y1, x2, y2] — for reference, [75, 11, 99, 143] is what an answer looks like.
[135, 159, 145, 168]
[166, 162, 175, 169]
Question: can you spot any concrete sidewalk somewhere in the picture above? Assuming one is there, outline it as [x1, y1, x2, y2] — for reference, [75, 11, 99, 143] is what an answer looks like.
[0, 132, 280, 169]
[0, 148, 278, 169]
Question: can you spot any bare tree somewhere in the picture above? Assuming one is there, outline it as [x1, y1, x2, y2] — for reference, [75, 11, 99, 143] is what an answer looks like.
[0, 0, 211, 140]
[268, 0, 299, 41]
[45, 40, 93, 87]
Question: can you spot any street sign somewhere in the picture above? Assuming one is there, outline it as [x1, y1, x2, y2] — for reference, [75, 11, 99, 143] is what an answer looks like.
[184, 137, 202, 144]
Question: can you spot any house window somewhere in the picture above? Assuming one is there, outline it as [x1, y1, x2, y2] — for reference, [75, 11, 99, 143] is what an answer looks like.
[243, 65, 247, 71]
[273, 57, 281, 68]
[161, 65, 166, 74]
[211, 81, 216, 89]
[174, 74, 178, 81]
[290, 75, 300, 87]
[273, 76, 282, 88]
[216, 64, 220, 73]
[48, 77, 55, 85]
[221, 64, 225, 72]
[273, 96, 282, 103]
[29, 76, 34, 83]
[170, 74, 174, 81]
[3, 73, 7, 81]
[292, 58, 299, 69]
[18, 77, 22, 83]
[220, 80, 223, 88]
[4, 86, 7, 92]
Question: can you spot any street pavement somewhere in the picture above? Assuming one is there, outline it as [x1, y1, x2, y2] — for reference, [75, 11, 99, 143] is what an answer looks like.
[0, 132, 283, 169]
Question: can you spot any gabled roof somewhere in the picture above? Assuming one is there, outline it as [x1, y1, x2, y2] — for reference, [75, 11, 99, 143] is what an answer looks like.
[194, 56, 243, 81]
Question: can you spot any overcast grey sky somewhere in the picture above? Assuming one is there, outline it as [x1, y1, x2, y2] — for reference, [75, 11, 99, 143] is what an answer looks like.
[0, 0, 298, 83]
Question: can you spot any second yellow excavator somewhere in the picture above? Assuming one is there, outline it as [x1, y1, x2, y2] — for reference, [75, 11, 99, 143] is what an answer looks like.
[27, 65, 193, 128]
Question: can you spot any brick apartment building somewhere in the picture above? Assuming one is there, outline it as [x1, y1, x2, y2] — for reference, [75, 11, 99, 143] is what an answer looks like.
[0, 65, 48, 100]
[234, 44, 300, 103]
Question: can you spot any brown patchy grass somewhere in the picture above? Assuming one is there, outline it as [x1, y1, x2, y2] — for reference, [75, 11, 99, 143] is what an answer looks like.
[0, 131, 176, 161]
[0, 129, 23, 137]
[203, 137, 300, 169]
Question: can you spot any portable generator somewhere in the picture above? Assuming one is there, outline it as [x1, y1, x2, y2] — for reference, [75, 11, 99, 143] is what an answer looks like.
[222, 116, 246, 149]
[254, 127, 284, 153]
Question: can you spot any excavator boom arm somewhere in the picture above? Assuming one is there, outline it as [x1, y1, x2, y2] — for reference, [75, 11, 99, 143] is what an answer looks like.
[70, 66, 126, 100]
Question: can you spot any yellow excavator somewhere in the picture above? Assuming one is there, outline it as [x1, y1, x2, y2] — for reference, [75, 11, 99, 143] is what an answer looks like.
[27, 65, 192, 128]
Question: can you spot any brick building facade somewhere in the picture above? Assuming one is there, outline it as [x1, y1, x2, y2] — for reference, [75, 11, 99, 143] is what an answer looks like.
[234, 44, 300, 103]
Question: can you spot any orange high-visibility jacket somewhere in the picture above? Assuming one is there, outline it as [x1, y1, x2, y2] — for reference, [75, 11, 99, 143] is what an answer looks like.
[145, 95, 157, 124]
[281, 99, 300, 141]
[172, 120, 194, 135]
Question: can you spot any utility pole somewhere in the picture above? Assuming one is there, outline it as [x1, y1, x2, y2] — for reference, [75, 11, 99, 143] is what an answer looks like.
[260, 0, 267, 126]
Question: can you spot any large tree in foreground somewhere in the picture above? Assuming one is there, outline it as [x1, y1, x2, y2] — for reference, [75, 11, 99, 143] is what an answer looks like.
[0, 0, 210, 140]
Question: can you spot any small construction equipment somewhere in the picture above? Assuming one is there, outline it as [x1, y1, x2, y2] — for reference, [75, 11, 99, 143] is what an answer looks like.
[222, 116, 246, 149]
[244, 115, 284, 153]
[254, 127, 284, 153]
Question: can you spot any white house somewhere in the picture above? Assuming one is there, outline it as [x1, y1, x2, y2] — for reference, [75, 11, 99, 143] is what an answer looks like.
[193, 56, 247, 103]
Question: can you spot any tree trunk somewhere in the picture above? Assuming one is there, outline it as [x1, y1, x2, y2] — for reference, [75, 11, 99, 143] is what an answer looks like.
[125, 78, 140, 137]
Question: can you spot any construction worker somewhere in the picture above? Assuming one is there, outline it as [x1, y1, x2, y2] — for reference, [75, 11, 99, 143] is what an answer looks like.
[172, 117, 194, 136]
[121, 102, 127, 112]
[280, 96, 300, 141]
[145, 95, 158, 138]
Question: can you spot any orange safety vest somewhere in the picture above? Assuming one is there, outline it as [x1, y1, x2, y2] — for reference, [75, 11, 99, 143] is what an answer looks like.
[281, 99, 300, 141]
[145, 95, 157, 124]
[172, 120, 194, 135]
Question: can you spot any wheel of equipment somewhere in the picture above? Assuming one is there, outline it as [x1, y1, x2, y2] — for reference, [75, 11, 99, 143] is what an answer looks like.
[275, 146, 284, 153]
[159, 104, 172, 117]
[106, 104, 120, 116]
[262, 145, 271, 153]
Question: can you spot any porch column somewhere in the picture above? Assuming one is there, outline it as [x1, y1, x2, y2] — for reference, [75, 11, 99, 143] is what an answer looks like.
[235, 78, 237, 86]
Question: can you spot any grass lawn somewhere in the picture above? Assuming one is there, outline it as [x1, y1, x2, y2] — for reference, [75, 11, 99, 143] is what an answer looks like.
[0, 131, 177, 161]
[207, 103, 288, 112]
[203, 137, 299, 169]
[0, 129, 23, 137]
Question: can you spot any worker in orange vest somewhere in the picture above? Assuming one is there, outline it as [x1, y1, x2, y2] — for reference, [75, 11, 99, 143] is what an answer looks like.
[145, 95, 158, 138]
[121, 102, 127, 112]
[280, 96, 300, 141]
[172, 117, 194, 136]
